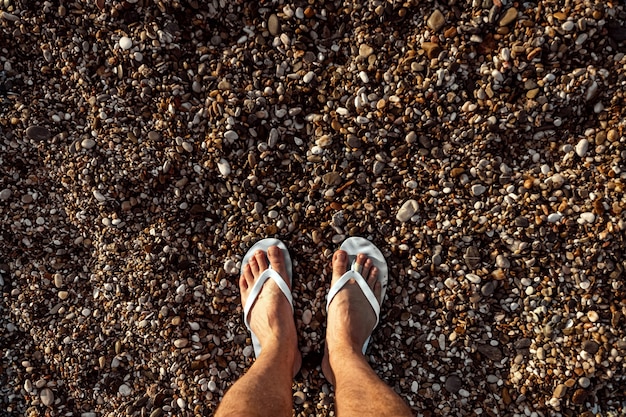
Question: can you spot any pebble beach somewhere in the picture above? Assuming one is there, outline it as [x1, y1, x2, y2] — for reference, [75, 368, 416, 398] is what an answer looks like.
[1, 0, 626, 416]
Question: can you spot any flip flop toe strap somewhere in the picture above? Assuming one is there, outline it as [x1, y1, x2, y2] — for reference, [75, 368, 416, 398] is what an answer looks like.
[244, 268, 293, 331]
[326, 270, 381, 354]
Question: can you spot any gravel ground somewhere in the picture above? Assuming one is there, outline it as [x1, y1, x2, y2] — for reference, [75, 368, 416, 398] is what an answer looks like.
[1, 0, 626, 416]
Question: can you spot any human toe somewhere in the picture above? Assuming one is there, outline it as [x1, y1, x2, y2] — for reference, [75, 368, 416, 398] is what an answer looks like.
[266, 246, 289, 283]
[253, 250, 269, 273]
[240, 264, 254, 289]
[332, 250, 348, 280]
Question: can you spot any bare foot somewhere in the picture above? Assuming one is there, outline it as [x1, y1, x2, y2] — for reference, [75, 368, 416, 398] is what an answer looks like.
[239, 246, 302, 377]
[322, 250, 382, 384]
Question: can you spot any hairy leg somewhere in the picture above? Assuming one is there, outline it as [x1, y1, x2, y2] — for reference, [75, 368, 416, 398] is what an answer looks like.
[215, 246, 301, 417]
[323, 250, 412, 417]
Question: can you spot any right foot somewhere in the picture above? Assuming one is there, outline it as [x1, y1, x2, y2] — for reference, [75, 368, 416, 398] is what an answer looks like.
[239, 246, 302, 376]
[322, 250, 382, 384]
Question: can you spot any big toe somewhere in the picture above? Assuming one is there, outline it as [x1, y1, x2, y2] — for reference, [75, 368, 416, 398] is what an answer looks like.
[332, 250, 349, 282]
[267, 246, 290, 286]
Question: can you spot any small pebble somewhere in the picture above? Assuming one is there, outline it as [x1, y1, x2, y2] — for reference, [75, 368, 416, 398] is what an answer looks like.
[119, 36, 132, 50]
[81, 138, 96, 149]
[118, 384, 132, 396]
[26, 126, 51, 141]
[217, 158, 231, 176]
[396, 199, 419, 222]
[40, 388, 54, 406]
[471, 184, 486, 196]
[575, 138, 589, 157]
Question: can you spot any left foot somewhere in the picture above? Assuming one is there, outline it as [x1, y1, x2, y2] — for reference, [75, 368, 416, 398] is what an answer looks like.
[322, 251, 382, 384]
[239, 246, 302, 376]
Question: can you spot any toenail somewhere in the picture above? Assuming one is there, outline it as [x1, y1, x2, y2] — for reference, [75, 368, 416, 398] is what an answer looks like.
[337, 251, 346, 261]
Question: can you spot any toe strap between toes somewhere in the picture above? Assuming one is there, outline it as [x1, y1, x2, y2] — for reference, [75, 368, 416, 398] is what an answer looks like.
[325, 271, 381, 325]
[243, 268, 294, 329]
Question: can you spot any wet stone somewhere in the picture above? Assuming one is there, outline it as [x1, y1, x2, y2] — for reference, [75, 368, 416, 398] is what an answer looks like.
[582, 340, 599, 354]
[477, 344, 503, 361]
[572, 388, 587, 404]
[26, 126, 51, 141]
[481, 281, 496, 297]
[445, 374, 463, 394]
[322, 172, 342, 186]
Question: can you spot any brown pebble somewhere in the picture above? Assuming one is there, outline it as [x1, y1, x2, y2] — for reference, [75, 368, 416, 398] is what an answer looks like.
[499, 8, 518, 26]
[444, 27, 457, 38]
[450, 167, 465, 178]
[421, 42, 441, 59]
[572, 389, 588, 404]
[502, 387, 512, 405]
[26, 126, 51, 141]
[553, 384, 567, 398]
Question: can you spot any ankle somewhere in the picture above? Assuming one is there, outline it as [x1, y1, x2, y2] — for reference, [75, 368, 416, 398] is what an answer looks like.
[327, 340, 363, 366]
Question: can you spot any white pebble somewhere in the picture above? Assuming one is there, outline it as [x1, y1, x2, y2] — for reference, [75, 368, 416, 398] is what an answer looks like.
[303, 71, 315, 83]
[217, 158, 231, 176]
[81, 138, 96, 149]
[579, 212, 596, 224]
[547, 213, 562, 223]
[93, 190, 106, 202]
[575, 138, 589, 157]
[40, 387, 54, 406]
[465, 273, 481, 284]
[471, 184, 486, 196]
[119, 36, 132, 50]
[562, 21, 575, 31]
[358, 71, 369, 83]
[579, 377, 590, 388]
[118, 384, 132, 396]
[224, 130, 238, 140]
[396, 199, 419, 222]
[224, 259, 237, 275]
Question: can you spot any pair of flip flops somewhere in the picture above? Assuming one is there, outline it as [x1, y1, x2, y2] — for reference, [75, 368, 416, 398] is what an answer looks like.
[241, 237, 388, 357]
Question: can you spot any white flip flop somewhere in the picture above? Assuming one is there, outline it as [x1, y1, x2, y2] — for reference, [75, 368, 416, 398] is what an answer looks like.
[326, 236, 388, 354]
[241, 238, 293, 357]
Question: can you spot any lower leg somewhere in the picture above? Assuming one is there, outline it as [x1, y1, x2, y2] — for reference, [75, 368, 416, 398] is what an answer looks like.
[216, 246, 301, 417]
[323, 250, 412, 417]
[330, 344, 412, 417]
[215, 342, 296, 417]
